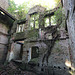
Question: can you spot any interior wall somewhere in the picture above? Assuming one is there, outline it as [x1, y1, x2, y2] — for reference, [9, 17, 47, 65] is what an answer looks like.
[63, 0, 75, 68]
[0, 23, 8, 63]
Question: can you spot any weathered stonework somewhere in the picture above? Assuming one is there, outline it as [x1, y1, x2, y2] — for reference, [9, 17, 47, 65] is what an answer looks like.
[0, 23, 8, 63]
[63, 0, 75, 69]
[28, 5, 46, 15]
[0, 0, 15, 63]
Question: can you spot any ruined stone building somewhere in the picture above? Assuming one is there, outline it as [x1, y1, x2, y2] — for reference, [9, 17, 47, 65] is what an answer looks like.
[0, 0, 75, 75]
[5, 5, 71, 75]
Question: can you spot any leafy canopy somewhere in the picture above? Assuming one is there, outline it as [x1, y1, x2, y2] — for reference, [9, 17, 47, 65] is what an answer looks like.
[8, 0, 61, 19]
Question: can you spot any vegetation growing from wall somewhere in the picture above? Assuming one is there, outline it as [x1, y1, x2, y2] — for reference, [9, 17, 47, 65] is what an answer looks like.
[52, 7, 66, 27]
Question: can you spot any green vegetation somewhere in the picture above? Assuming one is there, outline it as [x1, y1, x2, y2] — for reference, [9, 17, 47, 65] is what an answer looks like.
[29, 58, 38, 64]
[8, 0, 65, 28]
[53, 7, 66, 26]
[8, 0, 30, 19]
[8, 0, 61, 20]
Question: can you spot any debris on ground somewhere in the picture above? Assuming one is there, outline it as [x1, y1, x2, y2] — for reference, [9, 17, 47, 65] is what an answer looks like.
[0, 61, 36, 75]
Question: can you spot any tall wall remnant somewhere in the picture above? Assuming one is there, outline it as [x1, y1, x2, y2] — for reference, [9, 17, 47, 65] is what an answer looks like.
[62, 0, 75, 69]
[0, 0, 16, 63]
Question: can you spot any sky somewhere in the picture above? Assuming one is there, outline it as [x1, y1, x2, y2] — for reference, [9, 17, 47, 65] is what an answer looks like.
[14, 0, 55, 4]
[14, 0, 29, 4]
[14, 0, 57, 9]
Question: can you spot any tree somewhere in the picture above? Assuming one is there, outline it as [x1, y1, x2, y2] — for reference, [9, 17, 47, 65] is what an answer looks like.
[8, 0, 30, 19]
[8, 0, 62, 19]
[8, 0, 16, 15]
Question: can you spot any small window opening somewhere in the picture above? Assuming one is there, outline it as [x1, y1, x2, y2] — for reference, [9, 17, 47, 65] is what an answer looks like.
[51, 15, 56, 25]
[45, 18, 49, 27]
[29, 13, 39, 29]
[31, 46, 39, 59]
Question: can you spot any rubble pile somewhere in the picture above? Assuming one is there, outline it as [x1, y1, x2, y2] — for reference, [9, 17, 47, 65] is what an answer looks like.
[0, 61, 36, 75]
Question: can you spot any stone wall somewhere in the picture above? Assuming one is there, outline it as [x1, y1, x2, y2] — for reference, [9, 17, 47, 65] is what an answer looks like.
[0, 23, 8, 63]
[21, 38, 70, 75]
[63, 0, 75, 68]
[0, 23, 8, 35]
[0, 0, 9, 10]
[28, 5, 46, 15]
[48, 39, 70, 68]
[22, 41, 47, 63]
[8, 43, 21, 61]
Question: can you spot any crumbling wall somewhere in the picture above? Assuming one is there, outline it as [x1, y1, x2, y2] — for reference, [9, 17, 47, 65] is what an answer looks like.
[48, 39, 70, 68]
[20, 26, 70, 75]
[22, 41, 47, 63]
[0, 0, 9, 63]
[28, 5, 46, 15]
[34, 39, 70, 75]
[63, 0, 75, 68]
[0, 23, 8, 63]
[12, 43, 21, 60]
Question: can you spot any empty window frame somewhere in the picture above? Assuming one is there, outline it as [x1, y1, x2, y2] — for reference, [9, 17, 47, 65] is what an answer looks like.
[51, 15, 56, 25]
[45, 17, 51, 27]
[16, 24, 24, 32]
[30, 14, 39, 29]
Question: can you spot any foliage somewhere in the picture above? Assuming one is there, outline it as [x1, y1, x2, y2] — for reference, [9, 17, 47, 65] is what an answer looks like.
[52, 7, 66, 26]
[54, 0, 61, 6]
[15, 2, 30, 19]
[8, 0, 62, 20]
[54, 7, 62, 24]
[27, 0, 61, 10]
[8, 0, 16, 15]
[8, 0, 29, 19]
[29, 58, 38, 64]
